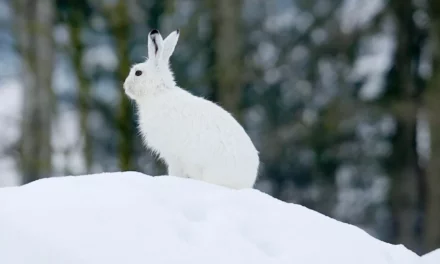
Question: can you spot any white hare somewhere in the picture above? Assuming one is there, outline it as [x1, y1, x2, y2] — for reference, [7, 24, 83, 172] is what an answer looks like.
[123, 29, 259, 189]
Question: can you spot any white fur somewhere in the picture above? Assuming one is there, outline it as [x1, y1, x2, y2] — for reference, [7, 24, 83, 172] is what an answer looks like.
[123, 29, 259, 189]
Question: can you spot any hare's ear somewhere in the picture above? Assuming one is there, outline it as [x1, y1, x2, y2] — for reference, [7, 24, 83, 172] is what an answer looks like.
[148, 29, 164, 61]
[162, 29, 180, 61]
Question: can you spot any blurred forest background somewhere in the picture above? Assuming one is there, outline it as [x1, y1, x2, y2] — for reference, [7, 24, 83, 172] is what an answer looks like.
[0, 0, 439, 255]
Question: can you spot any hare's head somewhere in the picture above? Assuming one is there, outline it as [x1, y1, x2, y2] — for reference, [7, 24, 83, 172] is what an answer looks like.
[124, 29, 180, 101]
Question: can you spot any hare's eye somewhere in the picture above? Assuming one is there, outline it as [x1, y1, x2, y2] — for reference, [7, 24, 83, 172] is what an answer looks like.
[135, 70, 142, 76]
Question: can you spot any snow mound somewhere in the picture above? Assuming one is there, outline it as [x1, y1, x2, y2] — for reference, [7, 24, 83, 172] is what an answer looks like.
[0, 172, 421, 264]
[422, 249, 440, 264]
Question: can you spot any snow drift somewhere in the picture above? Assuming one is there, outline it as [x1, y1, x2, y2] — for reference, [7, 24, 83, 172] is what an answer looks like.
[0, 172, 421, 264]
[422, 249, 440, 264]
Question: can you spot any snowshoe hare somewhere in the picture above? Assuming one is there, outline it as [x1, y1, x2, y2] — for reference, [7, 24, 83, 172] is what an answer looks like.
[123, 29, 259, 189]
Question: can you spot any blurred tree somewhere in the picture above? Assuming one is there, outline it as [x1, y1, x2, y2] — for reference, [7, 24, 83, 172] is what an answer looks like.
[148, 0, 165, 29]
[106, 0, 134, 171]
[63, 0, 94, 172]
[424, 0, 440, 251]
[386, 0, 420, 249]
[13, 0, 55, 183]
[208, 0, 243, 120]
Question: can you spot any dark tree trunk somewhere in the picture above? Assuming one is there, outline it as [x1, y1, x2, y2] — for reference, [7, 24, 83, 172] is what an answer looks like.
[13, 0, 55, 183]
[208, 0, 244, 122]
[424, 0, 440, 252]
[388, 0, 420, 250]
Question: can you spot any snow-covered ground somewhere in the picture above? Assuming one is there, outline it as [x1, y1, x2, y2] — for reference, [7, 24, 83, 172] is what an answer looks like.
[0, 172, 422, 264]
[422, 249, 440, 264]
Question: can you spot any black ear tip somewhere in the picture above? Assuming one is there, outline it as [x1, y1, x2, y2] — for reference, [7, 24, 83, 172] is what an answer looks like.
[176, 29, 180, 34]
[150, 29, 159, 35]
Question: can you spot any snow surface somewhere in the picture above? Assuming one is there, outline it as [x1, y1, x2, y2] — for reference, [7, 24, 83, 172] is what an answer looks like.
[422, 249, 440, 264]
[0, 172, 422, 264]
